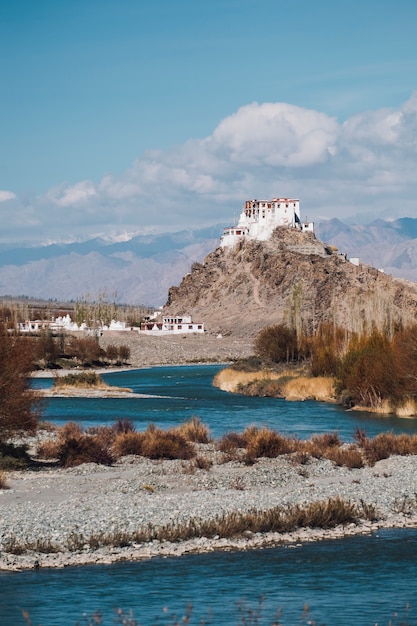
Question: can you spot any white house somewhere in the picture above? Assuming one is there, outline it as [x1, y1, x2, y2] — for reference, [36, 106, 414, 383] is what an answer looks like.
[140, 315, 205, 335]
[220, 198, 314, 248]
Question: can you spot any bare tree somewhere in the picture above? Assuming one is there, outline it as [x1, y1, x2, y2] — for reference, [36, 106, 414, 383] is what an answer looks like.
[0, 326, 41, 440]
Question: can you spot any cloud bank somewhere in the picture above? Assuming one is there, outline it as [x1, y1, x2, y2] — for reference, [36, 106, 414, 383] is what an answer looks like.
[2, 94, 417, 242]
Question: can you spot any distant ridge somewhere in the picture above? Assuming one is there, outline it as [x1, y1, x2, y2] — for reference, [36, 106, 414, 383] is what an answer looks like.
[0, 226, 222, 305]
[3, 217, 417, 306]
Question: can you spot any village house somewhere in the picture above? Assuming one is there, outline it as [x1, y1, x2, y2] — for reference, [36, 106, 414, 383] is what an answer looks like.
[221, 197, 314, 248]
[140, 315, 204, 335]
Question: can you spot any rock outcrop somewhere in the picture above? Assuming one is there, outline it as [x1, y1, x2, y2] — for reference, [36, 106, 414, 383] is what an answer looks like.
[164, 228, 417, 338]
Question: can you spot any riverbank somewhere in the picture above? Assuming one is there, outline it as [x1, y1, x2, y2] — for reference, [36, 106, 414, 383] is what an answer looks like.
[1, 443, 417, 571]
[99, 332, 254, 368]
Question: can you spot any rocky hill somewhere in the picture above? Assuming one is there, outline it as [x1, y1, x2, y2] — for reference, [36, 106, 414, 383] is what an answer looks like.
[163, 228, 417, 338]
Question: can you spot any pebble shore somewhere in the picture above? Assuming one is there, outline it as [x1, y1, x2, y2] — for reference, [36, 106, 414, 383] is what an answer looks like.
[1, 444, 417, 571]
[4, 334, 417, 571]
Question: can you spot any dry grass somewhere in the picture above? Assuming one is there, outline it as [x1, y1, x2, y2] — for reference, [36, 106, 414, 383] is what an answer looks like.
[0, 471, 9, 489]
[281, 376, 335, 402]
[395, 399, 417, 417]
[212, 368, 283, 393]
[3, 497, 361, 557]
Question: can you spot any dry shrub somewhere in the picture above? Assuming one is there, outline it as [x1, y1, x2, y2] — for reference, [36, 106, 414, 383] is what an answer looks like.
[323, 445, 364, 469]
[59, 421, 84, 441]
[114, 424, 195, 460]
[216, 432, 247, 455]
[113, 418, 135, 435]
[47, 421, 114, 468]
[0, 471, 9, 489]
[36, 438, 61, 459]
[360, 431, 417, 465]
[311, 432, 341, 448]
[174, 416, 210, 443]
[58, 435, 114, 468]
[182, 455, 213, 473]
[86, 425, 117, 449]
[112, 431, 144, 457]
[193, 455, 213, 470]
[142, 425, 194, 460]
[291, 450, 310, 466]
[244, 427, 295, 459]
[54, 372, 102, 388]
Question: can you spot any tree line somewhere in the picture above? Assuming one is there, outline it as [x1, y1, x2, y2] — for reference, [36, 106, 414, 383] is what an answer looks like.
[255, 322, 417, 410]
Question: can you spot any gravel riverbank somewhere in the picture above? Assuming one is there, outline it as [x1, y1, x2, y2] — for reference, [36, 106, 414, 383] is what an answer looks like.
[1, 445, 417, 571]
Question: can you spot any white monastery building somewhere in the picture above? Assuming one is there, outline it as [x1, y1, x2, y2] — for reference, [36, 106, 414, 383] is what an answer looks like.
[221, 198, 314, 248]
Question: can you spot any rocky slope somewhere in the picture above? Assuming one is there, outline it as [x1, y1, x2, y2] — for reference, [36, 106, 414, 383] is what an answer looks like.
[163, 228, 417, 338]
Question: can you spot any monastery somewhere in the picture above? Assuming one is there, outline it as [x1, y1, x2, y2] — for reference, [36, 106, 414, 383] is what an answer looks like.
[221, 197, 314, 248]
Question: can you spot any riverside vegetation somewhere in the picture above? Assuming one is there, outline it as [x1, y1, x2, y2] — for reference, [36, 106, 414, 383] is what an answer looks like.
[2, 320, 417, 569]
[214, 322, 417, 416]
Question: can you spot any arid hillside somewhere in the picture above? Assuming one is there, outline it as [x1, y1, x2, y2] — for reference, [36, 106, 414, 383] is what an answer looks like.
[163, 228, 417, 338]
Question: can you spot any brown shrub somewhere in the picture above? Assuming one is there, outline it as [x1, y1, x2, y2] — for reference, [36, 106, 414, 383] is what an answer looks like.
[86, 425, 117, 449]
[174, 416, 211, 443]
[142, 425, 194, 460]
[113, 418, 135, 435]
[36, 438, 61, 459]
[112, 431, 144, 457]
[311, 432, 341, 448]
[323, 445, 364, 469]
[360, 431, 417, 465]
[113, 424, 195, 460]
[245, 427, 295, 459]
[216, 432, 247, 454]
[59, 421, 83, 441]
[58, 435, 114, 468]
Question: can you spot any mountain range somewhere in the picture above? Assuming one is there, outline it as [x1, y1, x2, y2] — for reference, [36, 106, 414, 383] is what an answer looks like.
[2, 217, 417, 306]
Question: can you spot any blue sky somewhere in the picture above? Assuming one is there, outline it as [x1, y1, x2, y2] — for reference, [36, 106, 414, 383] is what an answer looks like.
[1, 0, 417, 242]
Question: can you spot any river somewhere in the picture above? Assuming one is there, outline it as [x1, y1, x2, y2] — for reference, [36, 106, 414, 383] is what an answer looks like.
[2, 364, 417, 625]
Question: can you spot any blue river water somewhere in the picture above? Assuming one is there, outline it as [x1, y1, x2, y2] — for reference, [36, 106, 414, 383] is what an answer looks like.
[32, 364, 417, 440]
[2, 365, 417, 625]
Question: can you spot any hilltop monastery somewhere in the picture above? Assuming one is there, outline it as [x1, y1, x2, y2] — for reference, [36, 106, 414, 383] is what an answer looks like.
[221, 197, 314, 247]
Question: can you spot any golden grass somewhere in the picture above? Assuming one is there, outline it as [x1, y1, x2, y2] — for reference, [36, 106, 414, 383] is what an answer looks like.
[352, 398, 417, 418]
[281, 376, 335, 402]
[213, 368, 335, 402]
[213, 368, 283, 393]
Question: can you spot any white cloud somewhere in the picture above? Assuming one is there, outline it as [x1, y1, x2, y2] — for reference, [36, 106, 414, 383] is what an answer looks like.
[2, 93, 417, 242]
[48, 181, 97, 207]
[209, 102, 339, 167]
[0, 190, 16, 202]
